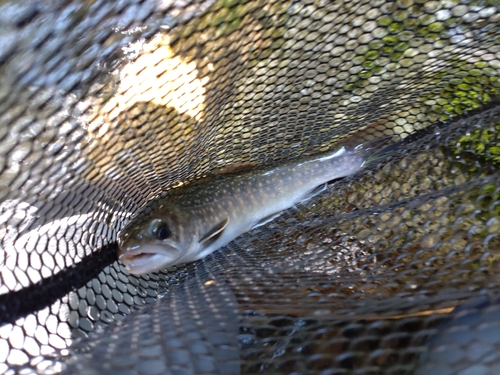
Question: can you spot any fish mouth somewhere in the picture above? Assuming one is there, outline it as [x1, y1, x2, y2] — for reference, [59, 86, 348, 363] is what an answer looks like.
[119, 244, 181, 275]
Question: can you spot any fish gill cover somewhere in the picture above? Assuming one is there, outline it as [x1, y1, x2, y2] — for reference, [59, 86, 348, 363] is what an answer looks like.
[0, 0, 499, 374]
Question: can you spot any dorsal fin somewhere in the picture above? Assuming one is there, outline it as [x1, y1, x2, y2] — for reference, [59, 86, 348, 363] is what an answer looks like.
[199, 217, 230, 244]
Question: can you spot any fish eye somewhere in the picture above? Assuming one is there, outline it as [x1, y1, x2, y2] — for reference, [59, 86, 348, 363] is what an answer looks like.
[157, 224, 171, 240]
[150, 219, 171, 241]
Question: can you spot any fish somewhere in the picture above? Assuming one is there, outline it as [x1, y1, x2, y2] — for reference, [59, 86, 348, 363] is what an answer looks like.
[117, 134, 394, 275]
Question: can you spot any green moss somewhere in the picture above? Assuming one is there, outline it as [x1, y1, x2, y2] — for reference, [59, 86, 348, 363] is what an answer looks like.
[418, 57, 500, 122]
[362, 60, 375, 69]
[377, 15, 392, 27]
[416, 26, 429, 37]
[358, 70, 372, 79]
[451, 122, 500, 173]
[390, 51, 404, 61]
[181, 0, 288, 39]
[365, 51, 379, 60]
[388, 22, 404, 33]
[394, 41, 409, 52]
[428, 22, 444, 33]
[425, 33, 441, 42]
[403, 18, 419, 29]
[382, 35, 398, 45]
[344, 83, 356, 91]
[381, 45, 394, 55]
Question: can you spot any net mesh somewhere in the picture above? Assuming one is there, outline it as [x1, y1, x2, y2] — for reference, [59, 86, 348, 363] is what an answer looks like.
[1, 0, 500, 374]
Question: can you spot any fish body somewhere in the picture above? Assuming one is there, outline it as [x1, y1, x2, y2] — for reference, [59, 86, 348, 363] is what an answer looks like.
[118, 137, 390, 275]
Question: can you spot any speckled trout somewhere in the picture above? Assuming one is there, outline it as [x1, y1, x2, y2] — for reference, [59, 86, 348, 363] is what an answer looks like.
[118, 135, 393, 275]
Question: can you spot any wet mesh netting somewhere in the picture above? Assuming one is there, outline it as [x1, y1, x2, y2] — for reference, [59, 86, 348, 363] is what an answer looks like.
[1, 0, 500, 374]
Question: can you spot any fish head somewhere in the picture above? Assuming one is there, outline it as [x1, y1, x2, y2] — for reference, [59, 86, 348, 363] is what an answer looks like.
[117, 204, 194, 274]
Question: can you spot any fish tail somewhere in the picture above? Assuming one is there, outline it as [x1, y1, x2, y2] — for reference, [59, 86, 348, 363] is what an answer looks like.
[353, 135, 395, 153]
[358, 135, 402, 165]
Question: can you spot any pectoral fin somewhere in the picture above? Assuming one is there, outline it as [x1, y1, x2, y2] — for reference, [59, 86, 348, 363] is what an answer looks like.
[300, 183, 327, 202]
[252, 212, 282, 229]
[199, 217, 229, 244]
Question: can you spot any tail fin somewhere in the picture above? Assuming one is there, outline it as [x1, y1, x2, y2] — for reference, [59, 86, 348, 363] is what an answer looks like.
[352, 135, 395, 154]
[341, 134, 398, 162]
[363, 138, 403, 165]
[338, 118, 397, 156]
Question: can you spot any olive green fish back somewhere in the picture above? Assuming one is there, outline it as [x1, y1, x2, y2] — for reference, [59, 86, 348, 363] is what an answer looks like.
[1, 1, 500, 374]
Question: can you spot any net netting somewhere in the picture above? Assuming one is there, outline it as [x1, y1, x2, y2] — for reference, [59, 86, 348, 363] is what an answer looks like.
[1, 0, 500, 374]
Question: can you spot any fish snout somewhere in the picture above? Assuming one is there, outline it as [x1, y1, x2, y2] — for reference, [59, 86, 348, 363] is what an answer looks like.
[118, 244, 182, 275]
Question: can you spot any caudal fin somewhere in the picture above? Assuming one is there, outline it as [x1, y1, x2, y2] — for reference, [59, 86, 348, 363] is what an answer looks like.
[340, 133, 399, 165]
